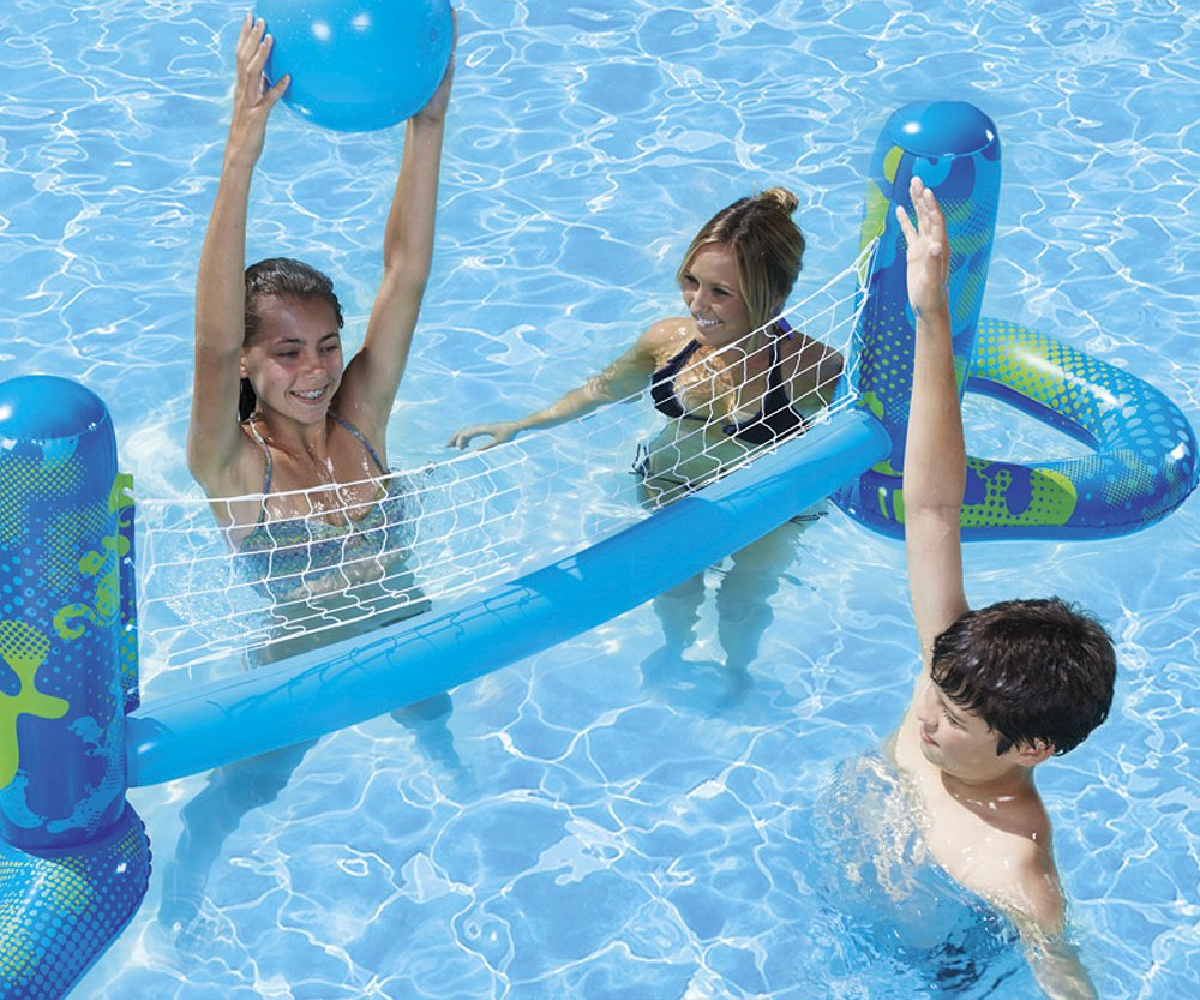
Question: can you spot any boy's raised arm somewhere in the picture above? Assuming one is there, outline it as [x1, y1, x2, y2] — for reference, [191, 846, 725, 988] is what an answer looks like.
[898, 177, 969, 662]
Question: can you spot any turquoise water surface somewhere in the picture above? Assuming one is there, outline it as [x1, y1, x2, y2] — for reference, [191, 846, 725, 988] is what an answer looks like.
[2, 1, 1197, 997]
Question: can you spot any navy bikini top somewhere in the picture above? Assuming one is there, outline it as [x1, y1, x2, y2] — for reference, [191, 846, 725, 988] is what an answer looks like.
[650, 319, 808, 446]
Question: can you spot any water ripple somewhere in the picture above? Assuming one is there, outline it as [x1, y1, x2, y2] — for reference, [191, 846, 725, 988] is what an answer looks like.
[3, 0, 1198, 998]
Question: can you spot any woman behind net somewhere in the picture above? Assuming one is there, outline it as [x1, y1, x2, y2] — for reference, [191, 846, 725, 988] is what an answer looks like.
[448, 189, 843, 701]
[162, 15, 460, 940]
[188, 15, 450, 620]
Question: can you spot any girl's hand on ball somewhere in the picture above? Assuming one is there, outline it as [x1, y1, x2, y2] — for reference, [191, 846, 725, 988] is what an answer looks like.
[416, 8, 456, 125]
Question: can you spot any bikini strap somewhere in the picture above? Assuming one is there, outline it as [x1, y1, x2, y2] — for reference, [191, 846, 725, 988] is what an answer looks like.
[330, 412, 389, 475]
[245, 414, 274, 495]
[766, 335, 785, 391]
[659, 338, 700, 375]
[651, 339, 702, 421]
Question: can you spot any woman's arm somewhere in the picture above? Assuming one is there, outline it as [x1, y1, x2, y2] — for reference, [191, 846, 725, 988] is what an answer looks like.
[447, 322, 666, 450]
[188, 16, 288, 494]
[337, 15, 456, 449]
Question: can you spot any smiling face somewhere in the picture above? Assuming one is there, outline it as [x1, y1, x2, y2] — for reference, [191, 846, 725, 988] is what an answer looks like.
[679, 244, 755, 348]
[240, 295, 344, 424]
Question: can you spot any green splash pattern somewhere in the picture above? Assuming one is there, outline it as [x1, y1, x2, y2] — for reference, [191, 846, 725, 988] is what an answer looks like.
[960, 460, 1077, 528]
[0, 622, 68, 790]
[0, 467, 132, 792]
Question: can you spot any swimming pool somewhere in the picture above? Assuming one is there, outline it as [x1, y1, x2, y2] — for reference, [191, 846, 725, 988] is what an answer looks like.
[4, 0, 1198, 997]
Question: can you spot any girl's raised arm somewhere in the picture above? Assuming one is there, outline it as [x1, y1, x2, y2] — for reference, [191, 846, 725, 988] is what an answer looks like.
[337, 14, 457, 453]
[188, 15, 288, 494]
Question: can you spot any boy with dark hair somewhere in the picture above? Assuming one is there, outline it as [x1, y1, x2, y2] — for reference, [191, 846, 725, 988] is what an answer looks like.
[892, 176, 1116, 999]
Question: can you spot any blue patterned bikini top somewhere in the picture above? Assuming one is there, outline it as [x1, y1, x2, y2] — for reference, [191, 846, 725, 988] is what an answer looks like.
[234, 413, 412, 599]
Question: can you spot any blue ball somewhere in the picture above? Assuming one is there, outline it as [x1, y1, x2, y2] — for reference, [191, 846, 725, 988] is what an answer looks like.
[258, 0, 453, 132]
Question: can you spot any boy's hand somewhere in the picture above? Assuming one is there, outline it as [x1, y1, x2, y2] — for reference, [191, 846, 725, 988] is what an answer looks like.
[895, 176, 949, 320]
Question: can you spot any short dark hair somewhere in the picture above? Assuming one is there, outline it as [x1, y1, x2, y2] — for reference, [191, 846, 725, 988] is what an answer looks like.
[930, 598, 1116, 756]
[239, 258, 345, 421]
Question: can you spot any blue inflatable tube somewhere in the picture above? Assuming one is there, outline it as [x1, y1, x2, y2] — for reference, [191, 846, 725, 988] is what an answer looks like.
[125, 408, 891, 786]
[960, 318, 1195, 539]
[0, 376, 150, 1000]
[834, 101, 1198, 538]
[8, 100, 1198, 1000]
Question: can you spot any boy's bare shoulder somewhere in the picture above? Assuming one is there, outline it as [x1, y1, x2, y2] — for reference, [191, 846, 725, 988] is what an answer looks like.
[970, 817, 1066, 937]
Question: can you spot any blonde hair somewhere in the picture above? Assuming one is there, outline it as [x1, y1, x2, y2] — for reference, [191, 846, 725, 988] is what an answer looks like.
[675, 187, 804, 334]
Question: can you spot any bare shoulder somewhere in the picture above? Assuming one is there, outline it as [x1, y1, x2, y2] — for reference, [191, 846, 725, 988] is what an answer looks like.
[816, 338, 846, 382]
[790, 331, 843, 374]
[638, 316, 692, 363]
[974, 819, 1066, 938]
[780, 330, 845, 407]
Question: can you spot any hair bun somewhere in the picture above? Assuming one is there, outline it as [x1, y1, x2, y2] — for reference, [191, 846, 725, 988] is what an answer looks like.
[758, 186, 799, 215]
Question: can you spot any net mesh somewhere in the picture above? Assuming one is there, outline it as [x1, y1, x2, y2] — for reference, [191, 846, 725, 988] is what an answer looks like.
[135, 247, 874, 686]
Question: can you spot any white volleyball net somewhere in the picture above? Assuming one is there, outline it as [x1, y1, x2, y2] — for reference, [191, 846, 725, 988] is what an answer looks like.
[134, 247, 874, 686]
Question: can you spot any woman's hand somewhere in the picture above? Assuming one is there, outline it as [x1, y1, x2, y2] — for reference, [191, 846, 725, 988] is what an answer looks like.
[895, 176, 949, 319]
[225, 15, 289, 172]
[414, 9, 456, 126]
[446, 421, 523, 450]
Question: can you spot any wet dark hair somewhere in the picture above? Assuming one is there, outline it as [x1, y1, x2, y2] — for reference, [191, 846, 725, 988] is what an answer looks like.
[238, 257, 345, 421]
[931, 597, 1116, 756]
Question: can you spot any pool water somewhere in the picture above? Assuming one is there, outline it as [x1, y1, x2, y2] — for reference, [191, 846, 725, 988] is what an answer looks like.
[4, 1, 1198, 997]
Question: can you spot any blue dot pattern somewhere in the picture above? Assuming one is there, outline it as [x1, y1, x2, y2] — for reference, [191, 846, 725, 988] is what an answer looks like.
[0, 378, 149, 1000]
[835, 104, 1199, 540]
[0, 806, 150, 999]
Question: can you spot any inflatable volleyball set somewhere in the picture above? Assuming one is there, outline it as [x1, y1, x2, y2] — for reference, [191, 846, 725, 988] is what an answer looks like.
[839, 101, 1197, 540]
[1, 73, 1196, 1000]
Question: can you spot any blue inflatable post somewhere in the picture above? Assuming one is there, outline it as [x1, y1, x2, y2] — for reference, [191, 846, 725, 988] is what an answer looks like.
[0, 376, 150, 999]
[835, 101, 1002, 533]
[836, 101, 1197, 539]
